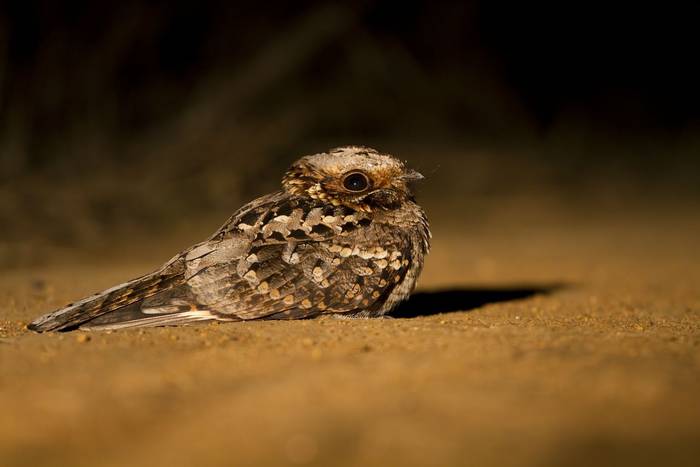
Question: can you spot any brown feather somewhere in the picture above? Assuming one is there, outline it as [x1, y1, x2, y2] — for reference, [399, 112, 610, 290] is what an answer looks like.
[28, 146, 430, 332]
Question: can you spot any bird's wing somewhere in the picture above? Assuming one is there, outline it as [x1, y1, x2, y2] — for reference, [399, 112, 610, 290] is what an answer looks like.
[28, 192, 413, 331]
[184, 194, 415, 320]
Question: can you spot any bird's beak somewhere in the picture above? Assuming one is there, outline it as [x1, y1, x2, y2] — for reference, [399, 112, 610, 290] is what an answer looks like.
[403, 169, 425, 182]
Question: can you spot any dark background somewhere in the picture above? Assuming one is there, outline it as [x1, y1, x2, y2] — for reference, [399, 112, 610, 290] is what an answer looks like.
[1, 1, 699, 253]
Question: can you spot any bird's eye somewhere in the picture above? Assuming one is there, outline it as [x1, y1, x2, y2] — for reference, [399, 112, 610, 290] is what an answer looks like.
[342, 172, 370, 192]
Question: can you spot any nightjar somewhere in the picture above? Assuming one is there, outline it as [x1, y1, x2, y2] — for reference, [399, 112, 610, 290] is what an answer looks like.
[29, 146, 430, 332]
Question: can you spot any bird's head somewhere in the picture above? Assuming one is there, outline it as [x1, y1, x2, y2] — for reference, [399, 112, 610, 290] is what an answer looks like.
[282, 146, 423, 212]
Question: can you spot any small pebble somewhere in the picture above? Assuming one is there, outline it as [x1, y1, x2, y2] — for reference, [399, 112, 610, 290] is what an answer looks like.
[76, 334, 91, 343]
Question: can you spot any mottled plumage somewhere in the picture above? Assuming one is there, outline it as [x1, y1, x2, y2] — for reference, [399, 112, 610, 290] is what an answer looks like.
[29, 146, 430, 332]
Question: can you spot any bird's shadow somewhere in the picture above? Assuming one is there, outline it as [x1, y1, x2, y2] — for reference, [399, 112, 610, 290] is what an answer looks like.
[390, 283, 566, 318]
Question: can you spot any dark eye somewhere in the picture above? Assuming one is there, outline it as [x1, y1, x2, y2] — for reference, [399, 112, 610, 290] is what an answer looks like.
[342, 172, 370, 192]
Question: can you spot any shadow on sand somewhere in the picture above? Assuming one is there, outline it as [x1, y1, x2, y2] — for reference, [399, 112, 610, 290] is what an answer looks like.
[390, 284, 565, 318]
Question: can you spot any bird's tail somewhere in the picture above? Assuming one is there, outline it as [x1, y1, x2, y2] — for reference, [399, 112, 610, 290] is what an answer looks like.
[28, 270, 188, 332]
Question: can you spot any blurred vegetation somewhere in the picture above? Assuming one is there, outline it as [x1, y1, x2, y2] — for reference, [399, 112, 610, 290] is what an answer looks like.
[0, 1, 698, 258]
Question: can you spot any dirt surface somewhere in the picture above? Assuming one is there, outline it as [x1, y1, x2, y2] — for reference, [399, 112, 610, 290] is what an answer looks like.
[1, 204, 699, 467]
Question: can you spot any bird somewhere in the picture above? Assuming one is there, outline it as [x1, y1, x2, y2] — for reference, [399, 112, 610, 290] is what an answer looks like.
[28, 146, 431, 332]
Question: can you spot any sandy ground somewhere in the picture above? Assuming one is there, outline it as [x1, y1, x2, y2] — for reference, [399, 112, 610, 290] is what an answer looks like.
[1, 203, 699, 467]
